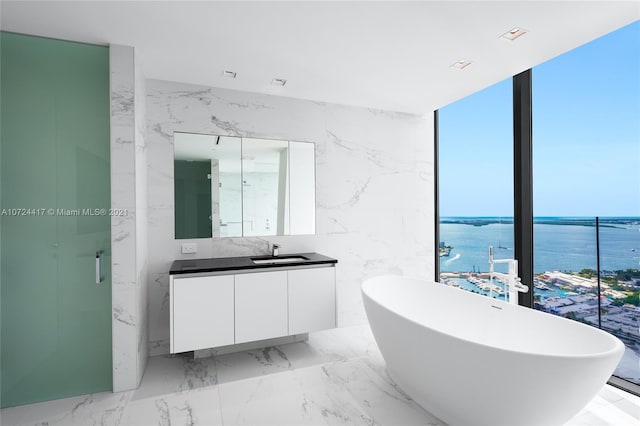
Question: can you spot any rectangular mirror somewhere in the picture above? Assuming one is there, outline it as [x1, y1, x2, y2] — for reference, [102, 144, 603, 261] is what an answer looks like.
[173, 133, 315, 238]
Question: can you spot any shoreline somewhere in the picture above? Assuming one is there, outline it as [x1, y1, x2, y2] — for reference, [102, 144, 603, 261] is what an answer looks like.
[440, 217, 639, 228]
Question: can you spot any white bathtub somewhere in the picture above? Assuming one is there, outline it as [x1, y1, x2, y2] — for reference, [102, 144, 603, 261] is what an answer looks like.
[362, 276, 625, 426]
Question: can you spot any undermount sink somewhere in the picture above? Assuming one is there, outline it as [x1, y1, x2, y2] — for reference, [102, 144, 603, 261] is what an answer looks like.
[251, 255, 309, 265]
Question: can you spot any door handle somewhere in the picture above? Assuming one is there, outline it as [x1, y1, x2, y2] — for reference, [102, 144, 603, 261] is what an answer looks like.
[96, 250, 104, 284]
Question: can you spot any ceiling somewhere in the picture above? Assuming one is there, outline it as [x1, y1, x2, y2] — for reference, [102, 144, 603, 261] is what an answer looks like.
[1, 1, 638, 114]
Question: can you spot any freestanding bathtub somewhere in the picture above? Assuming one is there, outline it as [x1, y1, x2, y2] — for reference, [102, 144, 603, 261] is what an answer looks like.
[362, 276, 625, 426]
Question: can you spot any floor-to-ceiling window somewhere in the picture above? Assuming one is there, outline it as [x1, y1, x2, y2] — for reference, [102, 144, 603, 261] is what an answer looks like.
[436, 20, 640, 394]
[532, 21, 640, 387]
[437, 78, 515, 302]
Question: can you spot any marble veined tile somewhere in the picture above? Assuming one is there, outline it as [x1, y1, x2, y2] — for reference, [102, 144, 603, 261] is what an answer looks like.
[218, 358, 441, 426]
[131, 353, 217, 400]
[324, 325, 385, 361]
[311, 325, 388, 380]
[292, 360, 444, 426]
[218, 370, 327, 426]
[214, 327, 380, 385]
[215, 345, 296, 384]
[121, 386, 223, 426]
[278, 335, 355, 368]
[0, 390, 130, 426]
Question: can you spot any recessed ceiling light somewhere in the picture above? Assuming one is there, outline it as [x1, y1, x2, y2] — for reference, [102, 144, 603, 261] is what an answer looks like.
[223, 70, 237, 78]
[271, 78, 287, 86]
[451, 60, 472, 70]
[501, 27, 528, 41]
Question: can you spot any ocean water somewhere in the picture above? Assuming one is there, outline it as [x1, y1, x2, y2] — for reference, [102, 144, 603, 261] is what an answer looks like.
[440, 218, 640, 274]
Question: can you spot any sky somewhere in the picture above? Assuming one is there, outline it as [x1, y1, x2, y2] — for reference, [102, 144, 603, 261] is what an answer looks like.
[438, 20, 640, 218]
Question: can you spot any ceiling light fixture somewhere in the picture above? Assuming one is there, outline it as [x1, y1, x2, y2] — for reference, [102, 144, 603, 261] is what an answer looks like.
[271, 78, 287, 86]
[451, 60, 472, 70]
[501, 27, 528, 41]
[223, 70, 237, 78]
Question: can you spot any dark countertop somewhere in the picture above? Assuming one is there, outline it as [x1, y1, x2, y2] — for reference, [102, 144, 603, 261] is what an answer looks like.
[170, 252, 337, 275]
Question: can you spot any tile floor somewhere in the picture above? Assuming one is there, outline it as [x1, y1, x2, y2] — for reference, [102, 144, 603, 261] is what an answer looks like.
[1, 324, 639, 425]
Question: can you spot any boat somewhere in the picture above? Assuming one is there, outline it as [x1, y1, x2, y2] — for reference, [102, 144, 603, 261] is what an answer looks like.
[534, 282, 551, 291]
[443, 279, 460, 288]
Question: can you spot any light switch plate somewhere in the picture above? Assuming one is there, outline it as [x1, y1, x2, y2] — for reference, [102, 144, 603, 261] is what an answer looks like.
[181, 243, 197, 254]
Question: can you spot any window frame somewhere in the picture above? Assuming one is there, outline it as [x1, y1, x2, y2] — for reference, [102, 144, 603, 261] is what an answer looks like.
[434, 68, 640, 397]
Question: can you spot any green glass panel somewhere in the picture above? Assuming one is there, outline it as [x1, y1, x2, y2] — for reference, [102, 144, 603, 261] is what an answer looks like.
[1, 32, 111, 408]
[174, 160, 213, 238]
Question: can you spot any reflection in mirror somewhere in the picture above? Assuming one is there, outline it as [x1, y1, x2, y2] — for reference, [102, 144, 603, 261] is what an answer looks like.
[241, 138, 290, 236]
[173, 133, 242, 238]
[173, 133, 316, 238]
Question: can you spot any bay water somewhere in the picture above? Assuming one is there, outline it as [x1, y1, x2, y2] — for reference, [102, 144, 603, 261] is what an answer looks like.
[439, 218, 640, 274]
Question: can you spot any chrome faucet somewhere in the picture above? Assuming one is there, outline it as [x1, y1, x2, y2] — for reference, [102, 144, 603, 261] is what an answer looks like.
[488, 246, 528, 304]
[271, 243, 280, 257]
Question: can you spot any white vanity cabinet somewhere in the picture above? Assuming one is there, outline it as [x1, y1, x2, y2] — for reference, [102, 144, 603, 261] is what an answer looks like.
[288, 267, 336, 334]
[170, 274, 235, 353]
[235, 270, 288, 344]
[169, 254, 337, 354]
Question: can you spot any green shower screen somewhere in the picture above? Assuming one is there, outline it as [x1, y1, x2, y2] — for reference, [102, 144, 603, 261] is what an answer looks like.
[1, 32, 112, 407]
[174, 160, 214, 238]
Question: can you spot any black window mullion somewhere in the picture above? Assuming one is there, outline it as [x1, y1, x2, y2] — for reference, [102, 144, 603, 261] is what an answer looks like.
[513, 70, 534, 308]
[434, 110, 440, 281]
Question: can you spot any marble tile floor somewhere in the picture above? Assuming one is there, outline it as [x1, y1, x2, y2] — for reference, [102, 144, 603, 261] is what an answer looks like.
[1, 324, 639, 426]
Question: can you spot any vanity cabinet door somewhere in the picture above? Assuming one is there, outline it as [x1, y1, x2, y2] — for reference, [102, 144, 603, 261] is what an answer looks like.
[288, 267, 336, 335]
[235, 271, 288, 344]
[170, 275, 235, 353]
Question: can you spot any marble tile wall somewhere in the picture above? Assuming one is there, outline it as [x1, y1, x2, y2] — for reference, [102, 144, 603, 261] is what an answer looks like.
[146, 79, 435, 355]
[134, 53, 149, 386]
[110, 45, 148, 391]
[110, 44, 137, 391]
